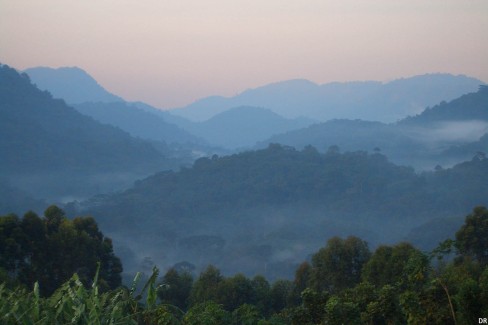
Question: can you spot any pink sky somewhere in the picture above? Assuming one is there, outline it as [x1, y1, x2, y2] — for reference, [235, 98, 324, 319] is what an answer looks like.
[1, 0, 487, 108]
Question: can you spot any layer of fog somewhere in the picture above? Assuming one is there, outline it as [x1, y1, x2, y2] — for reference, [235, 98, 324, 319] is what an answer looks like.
[404, 120, 488, 145]
[105, 203, 434, 281]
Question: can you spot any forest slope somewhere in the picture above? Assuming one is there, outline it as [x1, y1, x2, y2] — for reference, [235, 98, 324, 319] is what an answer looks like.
[260, 86, 488, 169]
[77, 144, 488, 279]
[0, 64, 170, 202]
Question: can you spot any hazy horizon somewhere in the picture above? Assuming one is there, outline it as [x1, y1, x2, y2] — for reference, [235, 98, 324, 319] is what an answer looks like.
[1, 0, 487, 108]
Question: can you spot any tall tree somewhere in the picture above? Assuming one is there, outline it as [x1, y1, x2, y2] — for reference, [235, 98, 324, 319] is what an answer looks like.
[158, 267, 193, 310]
[0, 206, 122, 295]
[310, 236, 371, 293]
[455, 206, 488, 265]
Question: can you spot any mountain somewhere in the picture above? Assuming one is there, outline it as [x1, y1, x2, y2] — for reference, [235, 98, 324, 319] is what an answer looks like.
[74, 101, 203, 145]
[170, 74, 484, 122]
[182, 106, 315, 149]
[258, 86, 488, 169]
[74, 144, 488, 278]
[259, 119, 411, 152]
[23, 66, 124, 104]
[257, 119, 434, 168]
[0, 64, 169, 202]
[399, 85, 488, 125]
[23, 67, 219, 150]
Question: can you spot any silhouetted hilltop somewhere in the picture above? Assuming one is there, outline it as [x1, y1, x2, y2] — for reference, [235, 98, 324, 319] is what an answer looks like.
[0, 64, 164, 173]
[258, 87, 488, 169]
[399, 85, 488, 125]
[171, 74, 484, 122]
[24, 66, 124, 104]
[0, 64, 169, 201]
[75, 101, 203, 145]
[182, 106, 315, 149]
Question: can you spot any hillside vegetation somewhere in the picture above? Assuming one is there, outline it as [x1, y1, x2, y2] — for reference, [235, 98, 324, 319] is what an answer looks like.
[76, 144, 488, 279]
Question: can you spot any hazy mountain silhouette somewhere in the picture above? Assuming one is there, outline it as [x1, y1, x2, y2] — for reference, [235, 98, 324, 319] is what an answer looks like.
[258, 119, 427, 167]
[258, 86, 488, 169]
[181, 106, 315, 149]
[0, 64, 169, 201]
[74, 101, 203, 145]
[399, 85, 488, 125]
[76, 144, 488, 278]
[23, 67, 220, 149]
[171, 74, 484, 122]
[24, 66, 124, 104]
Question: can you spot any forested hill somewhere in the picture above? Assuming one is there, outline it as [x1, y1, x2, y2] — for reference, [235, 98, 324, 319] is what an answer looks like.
[0, 64, 172, 203]
[79, 144, 488, 278]
[171, 74, 483, 122]
[399, 85, 488, 125]
[259, 86, 488, 169]
[0, 64, 165, 173]
[74, 101, 203, 145]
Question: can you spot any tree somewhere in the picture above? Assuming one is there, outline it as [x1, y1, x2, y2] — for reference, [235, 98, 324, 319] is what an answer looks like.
[0, 206, 122, 296]
[251, 275, 271, 316]
[158, 268, 193, 310]
[0, 214, 27, 279]
[290, 288, 328, 325]
[269, 280, 293, 313]
[183, 301, 230, 325]
[324, 296, 361, 325]
[231, 304, 261, 325]
[362, 242, 422, 287]
[189, 265, 224, 305]
[455, 206, 488, 265]
[219, 274, 255, 311]
[310, 236, 371, 293]
[365, 285, 404, 325]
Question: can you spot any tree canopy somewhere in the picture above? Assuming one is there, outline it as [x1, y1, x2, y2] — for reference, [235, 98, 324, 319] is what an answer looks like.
[0, 205, 122, 295]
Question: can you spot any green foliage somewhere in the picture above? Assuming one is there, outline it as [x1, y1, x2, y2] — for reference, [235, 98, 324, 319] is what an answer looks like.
[183, 301, 230, 325]
[231, 304, 262, 325]
[0, 266, 163, 325]
[189, 265, 224, 306]
[324, 296, 361, 325]
[251, 275, 271, 315]
[83, 142, 488, 279]
[290, 288, 328, 325]
[269, 280, 293, 313]
[364, 285, 404, 324]
[0, 206, 122, 296]
[455, 206, 488, 265]
[2, 205, 488, 323]
[158, 268, 193, 310]
[220, 274, 256, 311]
[362, 242, 424, 288]
[310, 236, 371, 293]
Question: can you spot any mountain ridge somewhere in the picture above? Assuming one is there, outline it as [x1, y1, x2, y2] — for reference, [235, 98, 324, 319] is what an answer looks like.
[0, 64, 169, 202]
[171, 73, 484, 122]
[259, 86, 488, 169]
[24, 66, 124, 104]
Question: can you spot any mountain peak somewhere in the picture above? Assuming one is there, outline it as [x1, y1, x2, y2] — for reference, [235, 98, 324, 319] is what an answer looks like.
[23, 66, 124, 105]
[171, 74, 484, 122]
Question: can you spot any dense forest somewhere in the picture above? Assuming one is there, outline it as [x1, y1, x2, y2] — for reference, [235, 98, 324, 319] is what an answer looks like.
[0, 206, 122, 296]
[1, 206, 487, 324]
[260, 85, 488, 169]
[73, 143, 488, 279]
[2, 62, 488, 323]
[0, 64, 192, 204]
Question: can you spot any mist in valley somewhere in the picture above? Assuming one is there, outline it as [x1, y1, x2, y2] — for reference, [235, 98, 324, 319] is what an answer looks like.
[2, 63, 488, 284]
